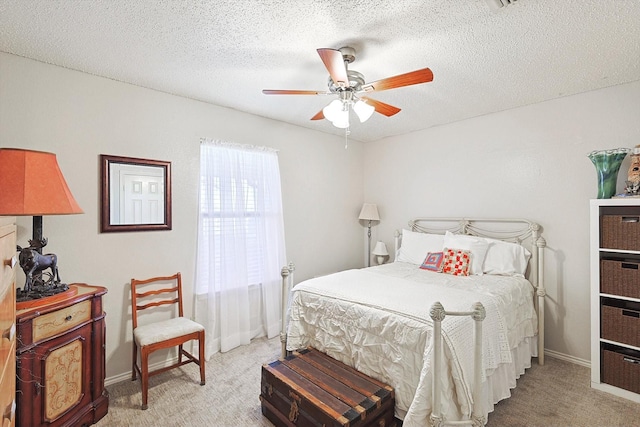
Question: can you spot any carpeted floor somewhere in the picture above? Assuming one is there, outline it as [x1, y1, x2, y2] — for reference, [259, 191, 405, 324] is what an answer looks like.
[97, 337, 640, 426]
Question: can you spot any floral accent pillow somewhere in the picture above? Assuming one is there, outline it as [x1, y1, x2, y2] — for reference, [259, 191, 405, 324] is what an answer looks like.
[441, 248, 471, 276]
[420, 252, 444, 272]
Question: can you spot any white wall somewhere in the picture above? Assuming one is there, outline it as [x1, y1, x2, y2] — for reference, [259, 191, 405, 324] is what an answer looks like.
[364, 80, 640, 362]
[0, 52, 365, 380]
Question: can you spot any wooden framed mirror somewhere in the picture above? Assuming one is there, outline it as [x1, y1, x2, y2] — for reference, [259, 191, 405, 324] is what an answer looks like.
[100, 155, 172, 232]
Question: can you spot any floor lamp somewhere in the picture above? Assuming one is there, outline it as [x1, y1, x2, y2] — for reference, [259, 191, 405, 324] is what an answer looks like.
[358, 203, 380, 267]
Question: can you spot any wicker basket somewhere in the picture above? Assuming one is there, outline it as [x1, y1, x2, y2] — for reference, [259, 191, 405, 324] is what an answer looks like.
[602, 348, 640, 394]
[601, 305, 640, 347]
[601, 215, 640, 251]
[601, 260, 640, 299]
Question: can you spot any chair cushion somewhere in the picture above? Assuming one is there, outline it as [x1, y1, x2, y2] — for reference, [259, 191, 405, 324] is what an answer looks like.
[134, 316, 204, 347]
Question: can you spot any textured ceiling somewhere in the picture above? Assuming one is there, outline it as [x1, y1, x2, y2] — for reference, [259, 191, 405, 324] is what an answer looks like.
[1, 0, 640, 142]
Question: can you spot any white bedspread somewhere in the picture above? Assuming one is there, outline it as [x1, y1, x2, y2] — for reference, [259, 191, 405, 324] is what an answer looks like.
[286, 262, 537, 426]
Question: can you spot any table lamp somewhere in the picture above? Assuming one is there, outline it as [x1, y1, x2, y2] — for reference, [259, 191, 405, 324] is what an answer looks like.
[372, 241, 389, 265]
[0, 148, 83, 301]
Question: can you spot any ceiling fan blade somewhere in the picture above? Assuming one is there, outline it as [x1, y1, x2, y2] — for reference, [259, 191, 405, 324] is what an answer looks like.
[310, 110, 325, 120]
[262, 89, 324, 95]
[360, 97, 401, 117]
[361, 68, 433, 92]
[317, 48, 349, 88]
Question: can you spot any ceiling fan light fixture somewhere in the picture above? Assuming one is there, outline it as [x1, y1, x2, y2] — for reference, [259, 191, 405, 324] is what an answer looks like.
[353, 100, 375, 123]
[322, 99, 343, 122]
[332, 108, 350, 128]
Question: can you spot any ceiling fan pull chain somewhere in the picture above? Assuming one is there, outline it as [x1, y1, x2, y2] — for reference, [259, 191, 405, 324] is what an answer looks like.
[344, 127, 350, 149]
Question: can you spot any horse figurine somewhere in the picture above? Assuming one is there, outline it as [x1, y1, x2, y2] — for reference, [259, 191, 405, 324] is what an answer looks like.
[16, 238, 60, 293]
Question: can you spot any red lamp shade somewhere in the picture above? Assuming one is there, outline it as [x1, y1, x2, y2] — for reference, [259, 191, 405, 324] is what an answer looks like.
[0, 148, 83, 215]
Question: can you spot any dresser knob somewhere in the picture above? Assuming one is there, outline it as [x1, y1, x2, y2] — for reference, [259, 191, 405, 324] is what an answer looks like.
[3, 401, 16, 421]
[65, 315, 73, 321]
[3, 255, 17, 268]
[2, 324, 15, 342]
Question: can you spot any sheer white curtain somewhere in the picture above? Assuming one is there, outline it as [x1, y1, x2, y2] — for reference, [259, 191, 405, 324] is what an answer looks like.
[195, 139, 286, 358]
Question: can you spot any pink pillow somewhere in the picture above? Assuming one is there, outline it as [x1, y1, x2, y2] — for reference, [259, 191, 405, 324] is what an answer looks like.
[420, 252, 444, 272]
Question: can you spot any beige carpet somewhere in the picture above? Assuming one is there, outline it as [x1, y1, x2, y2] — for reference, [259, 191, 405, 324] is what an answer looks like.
[97, 337, 640, 426]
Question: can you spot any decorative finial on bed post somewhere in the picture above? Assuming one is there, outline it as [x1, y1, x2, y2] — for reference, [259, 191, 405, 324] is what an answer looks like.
[471, 302, 486, 321]
[429, 302, 446, 322]
[536, 236, 546, 248]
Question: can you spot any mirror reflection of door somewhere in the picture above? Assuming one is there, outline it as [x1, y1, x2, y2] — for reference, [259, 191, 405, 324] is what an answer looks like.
[121, 169, 165, 224]
[109, 163, 165, 225]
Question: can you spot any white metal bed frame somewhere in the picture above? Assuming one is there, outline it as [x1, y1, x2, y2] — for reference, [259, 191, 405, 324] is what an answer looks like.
[279, 217, 546, 426]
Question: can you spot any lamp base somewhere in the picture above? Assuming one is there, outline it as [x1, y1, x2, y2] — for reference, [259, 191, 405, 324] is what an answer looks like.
[17, 285, 77, 310]
[16, 275, 70, 303]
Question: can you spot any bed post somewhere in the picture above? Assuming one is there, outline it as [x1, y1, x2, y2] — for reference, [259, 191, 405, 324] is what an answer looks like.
[471, 302, 486, 427]
[280, 262, 295, 359]
[394, 229, 401, 259]
[536, 236, 547, 365]
[529, 223, 546, 366]
[429, 302, 445, 427]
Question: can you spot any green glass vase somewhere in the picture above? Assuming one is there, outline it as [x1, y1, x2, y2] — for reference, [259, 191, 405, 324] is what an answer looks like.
[588, 148, 630, 199]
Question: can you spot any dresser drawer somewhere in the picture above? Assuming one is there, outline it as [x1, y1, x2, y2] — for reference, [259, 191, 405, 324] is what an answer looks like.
[0, 278, 15, 359]
[32, 300, 91, 342]
[0, 339, 16, 427]
[0, 322, 15, 371]
[0, 226, 16, 299]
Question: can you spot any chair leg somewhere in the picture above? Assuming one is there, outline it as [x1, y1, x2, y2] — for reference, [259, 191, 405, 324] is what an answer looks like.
[140, 346, 150, 410]
[178, 344, 183, 364]
[199, 332, 206, 386]
[132, 341, 138, 381]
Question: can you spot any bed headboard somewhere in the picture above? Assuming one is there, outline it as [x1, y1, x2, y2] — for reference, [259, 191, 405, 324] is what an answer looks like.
[396, 217, 544, 281]
[395, 217, 547, 363]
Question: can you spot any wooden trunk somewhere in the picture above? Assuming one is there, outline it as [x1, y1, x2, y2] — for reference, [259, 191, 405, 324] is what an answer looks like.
[260, 348, 396, 427]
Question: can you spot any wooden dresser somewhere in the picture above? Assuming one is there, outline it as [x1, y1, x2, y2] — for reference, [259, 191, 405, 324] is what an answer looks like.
[0, 217, 17, 427]
[15, 284, 108, 426]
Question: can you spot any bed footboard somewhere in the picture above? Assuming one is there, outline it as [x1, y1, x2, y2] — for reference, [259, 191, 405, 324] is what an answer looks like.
[429, 302, 486, 427]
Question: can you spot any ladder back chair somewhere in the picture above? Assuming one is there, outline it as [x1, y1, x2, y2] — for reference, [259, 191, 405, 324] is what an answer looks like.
[131, 272, 205, 410]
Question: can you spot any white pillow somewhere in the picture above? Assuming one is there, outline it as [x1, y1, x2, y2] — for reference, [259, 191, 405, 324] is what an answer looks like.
[442, 231, 490, 276]
[396, 229, 445, 265]
[482, 238, 531, 277]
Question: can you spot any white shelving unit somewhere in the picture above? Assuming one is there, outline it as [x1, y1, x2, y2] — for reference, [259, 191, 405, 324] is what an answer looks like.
[590, 198, 640, 402]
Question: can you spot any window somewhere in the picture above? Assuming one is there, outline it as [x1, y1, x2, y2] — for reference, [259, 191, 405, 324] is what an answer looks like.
[195, 140, 286, 354]
[197, 175, 262, 293]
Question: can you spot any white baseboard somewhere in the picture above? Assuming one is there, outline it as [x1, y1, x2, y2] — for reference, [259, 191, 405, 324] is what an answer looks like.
[105, 357, 179, 387]
[544, 348, 590, 368]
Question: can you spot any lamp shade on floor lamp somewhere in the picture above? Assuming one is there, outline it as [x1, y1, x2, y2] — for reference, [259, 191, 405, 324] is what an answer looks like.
[358, 203, 380, 267]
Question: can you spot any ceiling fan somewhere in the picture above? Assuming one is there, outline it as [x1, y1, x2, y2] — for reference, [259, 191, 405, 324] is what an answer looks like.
[262, 47, 434, 129]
